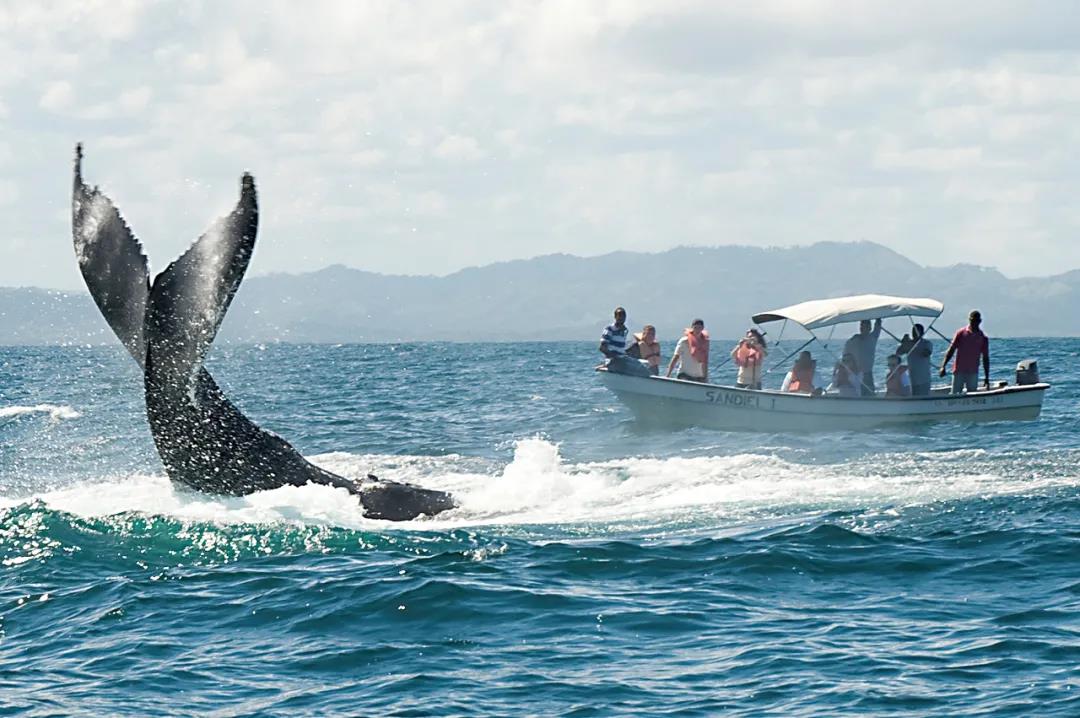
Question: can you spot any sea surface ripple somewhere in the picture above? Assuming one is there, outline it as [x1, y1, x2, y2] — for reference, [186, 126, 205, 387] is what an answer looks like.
[1, 339, 1078, 716]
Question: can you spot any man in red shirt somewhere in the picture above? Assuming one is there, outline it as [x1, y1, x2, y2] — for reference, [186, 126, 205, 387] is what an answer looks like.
[938, 310, 990, 394]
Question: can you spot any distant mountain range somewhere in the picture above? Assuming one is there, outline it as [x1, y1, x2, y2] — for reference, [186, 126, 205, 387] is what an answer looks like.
[3, 241, 1078, 345]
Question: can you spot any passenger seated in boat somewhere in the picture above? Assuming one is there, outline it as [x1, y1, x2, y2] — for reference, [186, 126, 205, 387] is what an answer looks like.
[730, 328, 767, 390]
[828, 352, 862, 397]
[780, 351, 817, 393]
[884, 354, 912, 397]
[599, 306, 630, 359]
[627, 325, 662, 375]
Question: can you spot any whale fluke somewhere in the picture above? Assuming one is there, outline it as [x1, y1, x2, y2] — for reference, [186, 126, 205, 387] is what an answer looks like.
[72, 146, 455, 519]
[144, 173, 258, 392]
[72, 143, 150, 365]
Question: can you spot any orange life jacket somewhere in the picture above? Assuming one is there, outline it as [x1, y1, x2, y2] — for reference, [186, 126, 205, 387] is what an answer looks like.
[787, 364, 815, 393]
[734, 341, 762, 367]
[686, 329, 709, 365]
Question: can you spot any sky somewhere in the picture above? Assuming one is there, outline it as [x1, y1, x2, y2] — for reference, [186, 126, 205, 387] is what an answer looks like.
[3, 1, 1080, 289]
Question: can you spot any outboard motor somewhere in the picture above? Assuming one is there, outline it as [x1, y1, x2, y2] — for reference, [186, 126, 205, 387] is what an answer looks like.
[1016, 359, 1039, 385]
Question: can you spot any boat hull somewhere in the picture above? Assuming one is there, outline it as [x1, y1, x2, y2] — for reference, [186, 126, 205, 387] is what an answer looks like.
[597, 370, 1048, 432]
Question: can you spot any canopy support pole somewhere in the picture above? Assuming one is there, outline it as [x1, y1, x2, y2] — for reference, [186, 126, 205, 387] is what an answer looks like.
[758, 320, 786, 376]
[766, 336, 816, 375]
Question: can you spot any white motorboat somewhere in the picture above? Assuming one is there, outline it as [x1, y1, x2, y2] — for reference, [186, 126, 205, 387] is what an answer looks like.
[597, 294, 1049, 432]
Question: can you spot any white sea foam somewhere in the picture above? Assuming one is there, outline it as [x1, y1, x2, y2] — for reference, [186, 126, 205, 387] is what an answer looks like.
[0, 404, 82, 421]
[3, 438, 1078, 532]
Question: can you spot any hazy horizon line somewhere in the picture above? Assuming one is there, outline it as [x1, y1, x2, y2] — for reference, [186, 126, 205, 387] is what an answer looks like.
[12, 239, 1077, 292]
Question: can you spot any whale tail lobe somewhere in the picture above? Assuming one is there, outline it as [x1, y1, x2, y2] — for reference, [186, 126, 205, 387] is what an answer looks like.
[143, 173, 258, 393]
[71, 144, 151, 365]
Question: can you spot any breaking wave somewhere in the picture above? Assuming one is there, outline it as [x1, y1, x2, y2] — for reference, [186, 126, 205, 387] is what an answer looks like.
[0, 404, 82, 421]
[2, 439, 1075, 537]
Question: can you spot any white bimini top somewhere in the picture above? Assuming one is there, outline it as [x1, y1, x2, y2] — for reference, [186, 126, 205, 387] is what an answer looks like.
[751, 294, 944, 331]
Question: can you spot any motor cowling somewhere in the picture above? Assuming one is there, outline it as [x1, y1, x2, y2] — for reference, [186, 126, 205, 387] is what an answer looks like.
[1016, 359, 1039, 385]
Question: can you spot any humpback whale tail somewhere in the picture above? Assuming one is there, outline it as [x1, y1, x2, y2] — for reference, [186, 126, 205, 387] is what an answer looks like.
[72, 145, 455, 520]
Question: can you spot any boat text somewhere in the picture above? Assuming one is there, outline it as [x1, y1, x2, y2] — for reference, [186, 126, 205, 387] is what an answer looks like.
[703, 390, 776, 410]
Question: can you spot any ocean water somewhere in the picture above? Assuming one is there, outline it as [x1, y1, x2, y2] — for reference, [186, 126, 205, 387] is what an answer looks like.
[1, 338, 1078, 716]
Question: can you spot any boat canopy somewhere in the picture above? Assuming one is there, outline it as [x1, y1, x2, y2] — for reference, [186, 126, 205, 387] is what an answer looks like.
[751, 294, 944, 331]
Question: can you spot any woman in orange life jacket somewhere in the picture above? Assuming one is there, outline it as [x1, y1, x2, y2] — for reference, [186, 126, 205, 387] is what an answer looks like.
[885, 354, 912, 397]
[730, 328, 767, 390]
[781, 351, 817, 393]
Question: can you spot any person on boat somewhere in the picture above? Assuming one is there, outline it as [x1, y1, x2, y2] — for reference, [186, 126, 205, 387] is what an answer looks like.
[828, 352, 862, 397]
[843, 318, 882, 396]
[780, 351, 817, 393]
[730, 328, 767, 390]
[666, 318, 709, 382]
[628, 324, 662, 375]
[884, 354, 912, 397]
[939, 310, 990, 394]
[599, 307, 630, 359]
[896, 323, 933, 396]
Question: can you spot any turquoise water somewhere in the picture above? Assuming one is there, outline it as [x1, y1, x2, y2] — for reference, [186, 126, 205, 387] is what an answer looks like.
[1, 340, 1078, 716]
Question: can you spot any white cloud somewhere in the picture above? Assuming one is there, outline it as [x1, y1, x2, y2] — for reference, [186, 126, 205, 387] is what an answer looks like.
[0, 179, 20, 205]
[434, 134, 484, 161]
[39, 81, 73, 111]
[873, 145, 984, 172]
[119, 86, 152, 113]
[6, 0, 1080, 287]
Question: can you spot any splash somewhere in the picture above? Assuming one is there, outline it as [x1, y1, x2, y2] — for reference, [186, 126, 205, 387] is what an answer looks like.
[0, 404, 82, 421]
[2, 439, 1077, 533]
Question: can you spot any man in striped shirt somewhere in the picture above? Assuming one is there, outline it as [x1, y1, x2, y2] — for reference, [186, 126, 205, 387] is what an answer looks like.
[599, 306, 630, 358]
